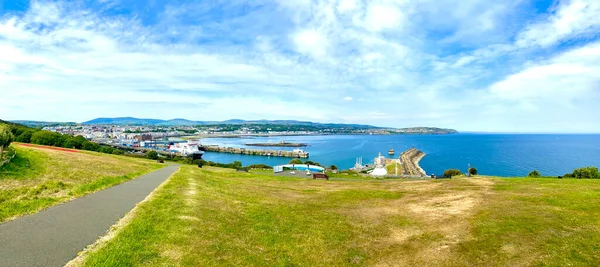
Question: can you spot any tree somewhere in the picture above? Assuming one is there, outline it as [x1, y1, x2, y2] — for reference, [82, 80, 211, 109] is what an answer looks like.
[0, 124, 14, 155]
[233, 160, 242, 169]
[15, 130, 34, 143]
[82, 142, 100, 152]
[30, 130, 64, 146]
[468, 168, 478, 176]
[146, 150, 159, 160]
[571, 167, 600, 179]
[443, 169, 462, 177]
[330, 165, 338, 170]
[528, 170, 541, 178]
[289, 158, 303, 164]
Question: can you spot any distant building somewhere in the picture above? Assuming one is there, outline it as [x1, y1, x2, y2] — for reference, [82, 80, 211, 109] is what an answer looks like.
[370, 153, 387, 177]
[135, 134, 153, 142]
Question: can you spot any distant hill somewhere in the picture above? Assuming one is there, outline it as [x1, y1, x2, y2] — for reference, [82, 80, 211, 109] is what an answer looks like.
[83, 117, 165, 125]
[9, 120, 77, 128]
[81, 117, 381, 128]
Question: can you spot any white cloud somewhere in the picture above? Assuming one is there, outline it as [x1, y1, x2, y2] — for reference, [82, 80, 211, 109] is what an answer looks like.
[292, 29, 329, 58]
[360, 4, 405, 32]
[517, 0, 600, 48]
[0, 0, 599, 132]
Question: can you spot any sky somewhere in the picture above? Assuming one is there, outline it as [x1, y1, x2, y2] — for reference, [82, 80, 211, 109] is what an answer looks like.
[0, 0, 599, 133]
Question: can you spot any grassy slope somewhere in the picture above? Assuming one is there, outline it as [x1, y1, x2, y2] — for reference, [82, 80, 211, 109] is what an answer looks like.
[0, 144, 162, 222]
[81, 167, 600, 266]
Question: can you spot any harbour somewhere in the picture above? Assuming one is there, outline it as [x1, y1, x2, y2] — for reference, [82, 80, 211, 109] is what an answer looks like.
[203, 145, 309, 158]
[196, 134, 600, 177]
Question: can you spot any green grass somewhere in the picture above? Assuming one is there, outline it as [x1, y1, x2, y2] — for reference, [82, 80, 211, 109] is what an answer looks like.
[0, 144, 162, 222]
[79, 168, 600, 266]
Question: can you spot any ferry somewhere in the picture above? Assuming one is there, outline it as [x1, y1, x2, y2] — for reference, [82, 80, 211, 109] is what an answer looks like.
[388, 148, 395, 155]
[168, 141, 205, 159]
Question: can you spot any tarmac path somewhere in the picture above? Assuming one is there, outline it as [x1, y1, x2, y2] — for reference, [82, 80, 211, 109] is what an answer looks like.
[0, 165, 179, 267]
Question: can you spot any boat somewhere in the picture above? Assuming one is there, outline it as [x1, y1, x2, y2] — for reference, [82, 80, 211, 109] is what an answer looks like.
[388, 148, 395, 155]
[168, 141, 205, 159]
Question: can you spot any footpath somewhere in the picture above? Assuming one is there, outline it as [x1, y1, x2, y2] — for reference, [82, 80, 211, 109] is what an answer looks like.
[0, 165, 179, 267]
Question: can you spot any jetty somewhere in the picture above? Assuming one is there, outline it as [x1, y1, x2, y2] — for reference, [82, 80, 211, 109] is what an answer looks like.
[245, 141, 307, 147]
[400, 148, 426, 176]
[204, 145, 309, 158]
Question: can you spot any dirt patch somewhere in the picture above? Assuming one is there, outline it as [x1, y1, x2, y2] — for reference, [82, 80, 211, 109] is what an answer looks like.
[388, 228, 423, 244]
[17, 143, 79, 153]
[179, 215, 200, 221]
[160, 245, 184, 262]
[406, 192, 479, 220]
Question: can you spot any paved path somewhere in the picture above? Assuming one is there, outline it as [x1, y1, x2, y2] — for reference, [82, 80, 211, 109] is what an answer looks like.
[0, 165, 179, 267]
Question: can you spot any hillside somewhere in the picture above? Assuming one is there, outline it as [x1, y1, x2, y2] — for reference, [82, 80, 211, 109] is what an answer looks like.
[77, 166, 600, 266]
[81, 117, 383, 128]
[0, 144, 162, 222]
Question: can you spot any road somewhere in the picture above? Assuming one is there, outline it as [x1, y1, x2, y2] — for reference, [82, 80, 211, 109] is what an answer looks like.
[0, 165, 179, 267]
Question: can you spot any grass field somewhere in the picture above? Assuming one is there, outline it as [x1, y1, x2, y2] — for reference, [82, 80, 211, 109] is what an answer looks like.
[0, 144, 162, 222]
[77, 165, 600, 266]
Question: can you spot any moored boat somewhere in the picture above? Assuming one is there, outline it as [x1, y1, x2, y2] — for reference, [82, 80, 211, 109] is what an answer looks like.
[168, 141, 205, 159]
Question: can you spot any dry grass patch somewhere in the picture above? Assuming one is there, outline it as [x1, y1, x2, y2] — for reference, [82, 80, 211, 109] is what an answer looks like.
[79, 168, 600, 266]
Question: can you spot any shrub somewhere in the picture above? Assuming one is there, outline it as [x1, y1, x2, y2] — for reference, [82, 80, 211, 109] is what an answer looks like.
[246, 164, 272, 169]
[443, 169, 462, 177]
[15, 130, 33, 143]
[468, 168, 478, 176]
[528, 170, 541, 178]
[304, 160, 323, 167]
[289, 159, 303, 164]
[82, 142, 100, 152]
[571, 166, 600, 179]
[0, 124, 14, 155]
[146, 150, 159, 160]
[30, 130, 64, 147]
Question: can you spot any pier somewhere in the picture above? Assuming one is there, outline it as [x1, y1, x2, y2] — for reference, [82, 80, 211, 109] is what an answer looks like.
[204, 145, 309, 158]
[400, 148, 427, 176]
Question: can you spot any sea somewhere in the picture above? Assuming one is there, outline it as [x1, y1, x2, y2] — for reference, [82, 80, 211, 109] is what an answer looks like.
[195, 134, 600, 177]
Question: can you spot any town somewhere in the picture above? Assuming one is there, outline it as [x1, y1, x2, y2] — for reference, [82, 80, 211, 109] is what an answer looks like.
[38, 123, 457, 149]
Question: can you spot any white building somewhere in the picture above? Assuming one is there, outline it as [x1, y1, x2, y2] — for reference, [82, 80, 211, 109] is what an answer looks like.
[370, 153, 388, 177]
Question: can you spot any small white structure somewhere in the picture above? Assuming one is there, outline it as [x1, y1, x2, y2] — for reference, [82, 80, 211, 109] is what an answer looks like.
[370, 152, 388, 177]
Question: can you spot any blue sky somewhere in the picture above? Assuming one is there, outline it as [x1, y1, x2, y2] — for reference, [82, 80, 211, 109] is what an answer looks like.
[1, 0, 599, 132]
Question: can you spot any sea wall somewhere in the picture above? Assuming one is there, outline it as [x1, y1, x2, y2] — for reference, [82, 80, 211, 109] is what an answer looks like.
[400, 148, 427, 176]
[204, 145, 309, 158]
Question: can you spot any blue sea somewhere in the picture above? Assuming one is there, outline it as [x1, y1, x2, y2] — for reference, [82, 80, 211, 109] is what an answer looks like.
[196, 134, 600, 177]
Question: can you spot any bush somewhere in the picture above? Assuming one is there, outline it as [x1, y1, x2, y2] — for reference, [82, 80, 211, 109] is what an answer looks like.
[443, 169, 462, 177]
[571, 166, 600, 179]
[0, 124, 14, 154]
[15, 130, 34, 143]
[528, 170, 541, 178]
[468, 168, 478, 176]
[30, 130, 64, 147]
[289, 159, 303, 164]
[330, 165, 338, 170]
[82, 142, 100, 152]
[246, 164, 272, 169]
[304, 160, 323, 167]
[146, 150, 159, 160]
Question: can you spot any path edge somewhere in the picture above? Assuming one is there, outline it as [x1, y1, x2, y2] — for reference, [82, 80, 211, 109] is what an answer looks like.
[64, 165, 181, 267]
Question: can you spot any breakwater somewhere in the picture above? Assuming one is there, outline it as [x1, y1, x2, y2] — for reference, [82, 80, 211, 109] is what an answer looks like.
[400, 148, 427, 176]
[246, 142, 308, 147]
[204, 145, 309, 158]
